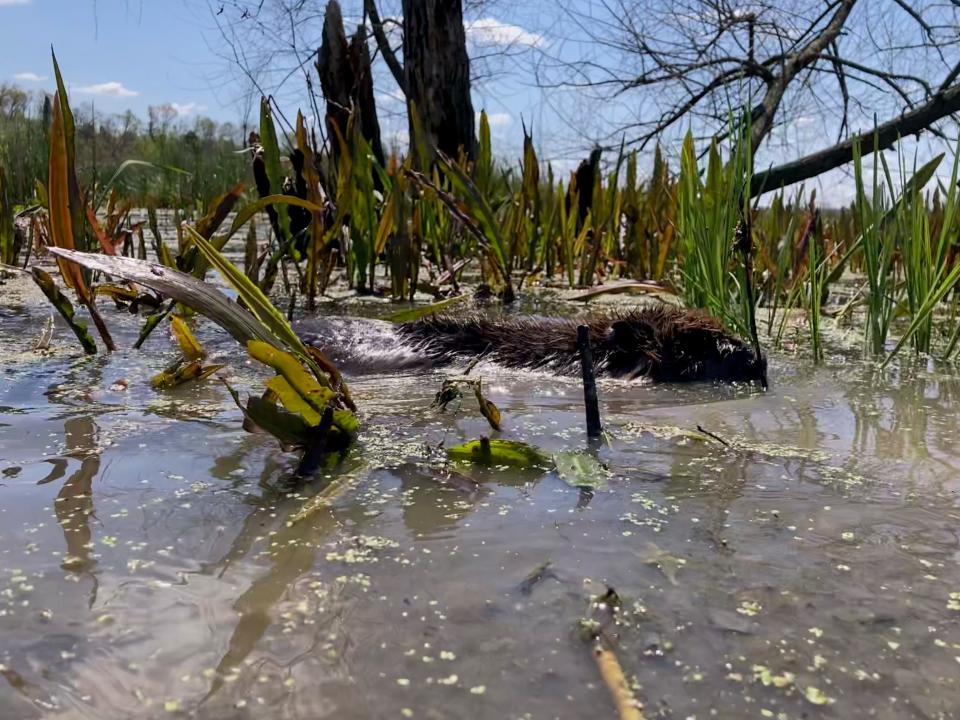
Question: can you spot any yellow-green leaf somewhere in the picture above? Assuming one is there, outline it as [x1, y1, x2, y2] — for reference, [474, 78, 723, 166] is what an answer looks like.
[170, 316, 205, 360]
[151, 358, 224, 390]
[248, 340, 335, 414]
[266, 375, 323, 426]
[385, 294, 469, 324]
[447, 438, 551, 468]
[553, 451, 609, 490]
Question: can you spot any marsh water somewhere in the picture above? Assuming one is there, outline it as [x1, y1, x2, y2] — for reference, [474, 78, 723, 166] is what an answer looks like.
[2, 267, 960, 720]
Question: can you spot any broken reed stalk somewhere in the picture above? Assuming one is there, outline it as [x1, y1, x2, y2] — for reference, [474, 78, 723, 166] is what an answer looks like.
[734, 216, 767, 389]
[593, 640, 645, 720]
[577, 325, 602, 437]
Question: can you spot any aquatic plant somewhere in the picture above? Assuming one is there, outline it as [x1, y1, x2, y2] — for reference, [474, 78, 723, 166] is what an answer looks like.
[51, 243, 359, 476]
[854, 135, 898, 356]
[888, 139, 960, 360]
[676, 122, 754, 337]
[0, 161, 16, 265]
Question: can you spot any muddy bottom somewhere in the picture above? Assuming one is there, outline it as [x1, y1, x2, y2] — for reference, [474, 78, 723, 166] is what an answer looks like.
[2, 270, 960, 720]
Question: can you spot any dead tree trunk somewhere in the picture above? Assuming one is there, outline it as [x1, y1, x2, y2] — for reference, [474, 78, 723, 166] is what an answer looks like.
[316, 1, 385, 171]
[402, 0, 475, 164]
[350, 25, 385, 168]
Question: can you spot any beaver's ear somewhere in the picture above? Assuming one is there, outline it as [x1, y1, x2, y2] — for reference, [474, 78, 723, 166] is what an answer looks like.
[608, 319, 654, 350]
[608, 320, 636, 348]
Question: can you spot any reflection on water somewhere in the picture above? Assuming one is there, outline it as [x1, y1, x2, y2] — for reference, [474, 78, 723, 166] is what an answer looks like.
[2, 288, 960, 718]
[54, 417, 102, 609]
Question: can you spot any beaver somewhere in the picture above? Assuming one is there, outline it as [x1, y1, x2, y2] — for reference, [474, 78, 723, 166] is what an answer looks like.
[41, 248, 766, 385]
[297, 306, 767, 384]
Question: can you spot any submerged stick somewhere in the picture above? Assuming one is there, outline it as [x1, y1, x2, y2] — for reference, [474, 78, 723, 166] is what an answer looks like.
[577, 325, 602, 437]
[593, 640, 645, 720]
[696, 424, 731, 447]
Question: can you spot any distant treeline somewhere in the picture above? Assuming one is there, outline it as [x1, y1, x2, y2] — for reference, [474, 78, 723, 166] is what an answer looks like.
[0, 84, 250, 208]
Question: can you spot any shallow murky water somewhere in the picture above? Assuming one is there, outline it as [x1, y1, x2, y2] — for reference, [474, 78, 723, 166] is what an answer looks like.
[2, 268, 960, 720]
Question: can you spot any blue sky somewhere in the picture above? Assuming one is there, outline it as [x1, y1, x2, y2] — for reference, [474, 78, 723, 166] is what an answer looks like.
[1, 0, 955, 203]
[0, 1, 547, 131]
[0, 1, 558, 162]
[0, 0, 238, 121]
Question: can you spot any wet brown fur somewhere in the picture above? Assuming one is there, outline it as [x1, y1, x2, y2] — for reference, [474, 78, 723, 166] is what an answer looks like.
[398, 306, 767, 383]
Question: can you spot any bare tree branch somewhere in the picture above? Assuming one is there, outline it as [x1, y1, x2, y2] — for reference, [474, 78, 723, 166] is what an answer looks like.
[364, 0, 406, 92]
[752, 83, 960, 196]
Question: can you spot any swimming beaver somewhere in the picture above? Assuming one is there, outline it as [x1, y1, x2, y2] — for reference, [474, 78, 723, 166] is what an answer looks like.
[298, 306, 767, 384]
[42, 250, 766, 384]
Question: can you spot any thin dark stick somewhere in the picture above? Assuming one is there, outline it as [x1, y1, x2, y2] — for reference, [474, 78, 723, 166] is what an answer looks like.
[287, 290, 297, 322]
[577, 325, 603, 438]
[696, 424, 731, 447]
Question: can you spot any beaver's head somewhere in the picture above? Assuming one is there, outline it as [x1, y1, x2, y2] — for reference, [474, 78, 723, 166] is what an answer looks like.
[604, 316, 768, 385]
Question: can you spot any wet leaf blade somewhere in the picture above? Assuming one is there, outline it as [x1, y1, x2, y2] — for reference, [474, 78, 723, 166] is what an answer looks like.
[151, 359, 225, 390]
[248, 340, 335, 415]
[185, 225, 313, 359]
[385, 294, 469, 324]
[29, 267, 97, 354]
[245, 395, 314, 447]
[265, 375, 324, 426]
[94, 284, 140, 303]
[170, 316, 206, 360]
[46, 249, 275, 347]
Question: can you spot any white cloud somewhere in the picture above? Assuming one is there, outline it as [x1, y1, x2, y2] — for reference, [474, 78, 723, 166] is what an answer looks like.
[0, 0, 32, 6]
[169, 102, 206, 117]
[14, 71, 45, 82]
[478, 111, 511, 127]
[74, 81, 138, 98]
[465, 18, 544, 48]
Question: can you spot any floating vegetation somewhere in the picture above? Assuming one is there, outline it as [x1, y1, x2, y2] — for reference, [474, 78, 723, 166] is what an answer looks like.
[446, 437, 551, 469]
[552, 450, 609, 490]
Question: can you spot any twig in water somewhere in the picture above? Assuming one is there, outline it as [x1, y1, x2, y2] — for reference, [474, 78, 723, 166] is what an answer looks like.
[696, 424, 731, 447]
[462, 344, 491, 375]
